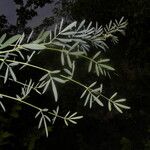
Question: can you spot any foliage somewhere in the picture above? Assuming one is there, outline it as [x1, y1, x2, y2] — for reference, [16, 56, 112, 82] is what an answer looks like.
[0, 18, 130, 137]
[56, 1, 150, 149]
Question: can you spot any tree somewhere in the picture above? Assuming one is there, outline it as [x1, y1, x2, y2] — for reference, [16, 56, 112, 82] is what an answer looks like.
[0, 18, 130, 139]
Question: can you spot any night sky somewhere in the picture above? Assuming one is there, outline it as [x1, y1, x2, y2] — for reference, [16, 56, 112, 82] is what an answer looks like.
[0, 0, 16, 25]
[0, 0, 55, 27]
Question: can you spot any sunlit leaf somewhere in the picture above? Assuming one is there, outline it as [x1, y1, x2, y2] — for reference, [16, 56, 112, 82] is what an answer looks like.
[110, 92, 117, 100]
[80, 89, 87, 98]
[9, 62, 19, 66]
[84, 93, 90, 106]
[113, 103, 123, 113]
[68, 119, 77, 124]
[100, 64, 115, 71]
[59, 18, 64, 32]
[61, 52, 64, 65]
[114, 99, 126, 103]
[61, 21, 77, 33]
[89, 82, 97, 88]
[88, 61, 93, 72]
[66, 54, 72, 68]
[42, 80, 50, 94]
[0, 34, 21, 49]
[39, 73, 49, 82]
[0, 33, 6, 44]
[51, 80, 58, 102]
[22, 44, 46, 50]
[77, 20, 85, 31]
[93, 95, 103, 106]
[0, 101, 6, 112]
[93, 51, 101, 59]
[9, 67, 17, 81]
[108, 101, 111, 111]
[53, 77, 66, 83]
[64, 119, 68, 126]
[27, 30, 34, 43]
[4, 67, 9, 83]
[38, 117, 43, 129]
[115, 103, 130, 109]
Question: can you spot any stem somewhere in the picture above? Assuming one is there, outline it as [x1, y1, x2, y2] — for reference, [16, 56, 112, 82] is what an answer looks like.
[0, 93, 64, 119]
[46, 47, 97, 64]
[0, 49, 17, 54]
[60, 75, 87, 89]
[46, 47, 67, 53]
[0, 58, 109, 102]
[80, 55, 97, 64]
[60, 75, 110, 101]
[99, 93, 110, 101]
[0, 44, 97, 66]
[0, 93, 41, 110]
[0, 75, 30, 87]
[0, 46, 22, 54]
[0, 58, 50, 73]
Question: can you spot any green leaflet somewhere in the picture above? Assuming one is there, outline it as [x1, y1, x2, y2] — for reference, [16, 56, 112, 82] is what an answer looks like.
[0, 33, 6, 45]
[51, 80, 58, 102]
[61, 21, 77, 33]
[108, 101, 111, 111]
[33, 31, 49, 44]
[22, 44, 46, 50]
[100, 64, 115, 71]
[4, 68, 9, 83]
[0, 101, 6, 112]
[108, 93, 130, 113]
[0, 34, 21, 49]
[53, 77, 66, 83]
[9, 67, 17, 82]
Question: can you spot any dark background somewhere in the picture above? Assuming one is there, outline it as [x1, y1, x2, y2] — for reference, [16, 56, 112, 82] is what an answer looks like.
[0, 0, 150, 149]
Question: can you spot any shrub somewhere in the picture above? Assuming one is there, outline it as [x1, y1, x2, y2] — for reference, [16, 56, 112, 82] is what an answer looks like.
[0, 17, 130, 137]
